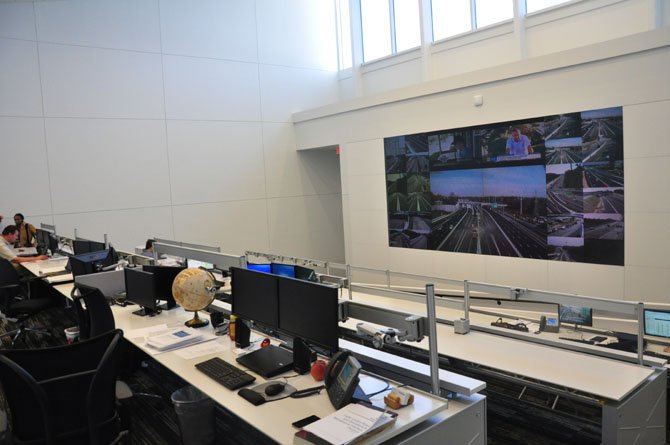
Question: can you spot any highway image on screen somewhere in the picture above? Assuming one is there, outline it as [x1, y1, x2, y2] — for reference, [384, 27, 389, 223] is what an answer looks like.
[429, 166, 547, 259]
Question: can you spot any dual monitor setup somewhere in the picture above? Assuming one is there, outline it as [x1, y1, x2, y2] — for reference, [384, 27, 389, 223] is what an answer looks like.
[247, 262, 318, 282]
[231, 266, 339, 377]
[35, 228, 60, 256]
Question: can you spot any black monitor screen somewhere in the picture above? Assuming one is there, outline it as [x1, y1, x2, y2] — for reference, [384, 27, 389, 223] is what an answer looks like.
[35, 229, 51, 247]
[294, 265, 317, 282]
[124, 268, 158, 316]
[271, 263, 295, 278]
[143, 265, 185, 310]
[48, 234, 59, 255]
[644, 309, 670, 338]
[278, 277, 339, 351]
[231, 267, 278, 329]
[559, 304, 593, 326]
[247, 263, 271, 273]
[68, 249, 114, 277]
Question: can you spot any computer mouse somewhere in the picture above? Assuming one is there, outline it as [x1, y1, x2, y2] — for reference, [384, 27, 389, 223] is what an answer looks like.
[264, 383, 285, 396]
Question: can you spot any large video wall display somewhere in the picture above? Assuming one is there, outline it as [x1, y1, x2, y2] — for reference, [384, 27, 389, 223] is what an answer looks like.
[384, 107, 624, 266]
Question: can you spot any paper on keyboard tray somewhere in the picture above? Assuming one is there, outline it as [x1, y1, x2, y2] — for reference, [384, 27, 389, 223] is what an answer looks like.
[303, 403, 394, 445]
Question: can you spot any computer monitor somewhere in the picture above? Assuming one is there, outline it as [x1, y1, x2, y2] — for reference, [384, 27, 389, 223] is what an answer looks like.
[35, 229, 51, 249]
[68, 249, 115, 277]
[143, 265, 186, 310]
[278, 276, 339, 352]
[271, 263, 295, 278]
[231, 267, 279, 330]
[247, 262, 271, 273]
[644, 309, 670, 338]
[294, 265, 317, 282]
[558, 304, 593, 327]
[48, 233, 60, 256]
[73, 239, 106, 255]
[124, 267, 159, 316]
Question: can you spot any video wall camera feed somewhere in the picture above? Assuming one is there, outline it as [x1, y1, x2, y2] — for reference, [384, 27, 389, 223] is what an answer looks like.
[384, 107, 624, 266]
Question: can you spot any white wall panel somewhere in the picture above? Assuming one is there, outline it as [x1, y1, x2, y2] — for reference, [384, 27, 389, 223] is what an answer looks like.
[348, 209, 388, 247]
[267, 193, 344, 261]
[172, 200, 270, 256]
[0, 2, 36, 40]
[0, 39, 42, 116]
[547, 260, 625, 299]
[35, 0, 161, 52]
[625, 212, 670, 268]
[159, 0, 257, 62]
[163, 55, 261, 121]
[53, 206, 174, 252]
[430, 34, 516, 80]
[0, 118, 52, 216]
[625, 265, 670, 302]
[256, 0, 337, 70]
[341, 139, 385, 177]
[526, 0, 648, 58]
[262, 123, 341, 198]
[166, 120, 266, 204]
[39, 43, 164, 118]
[624, 100, 670, 159]
[45, 118, 171, 213]
[259, 64, 339, 123]
[362, 59, 423, 96]
[483, 256, 549, 291]
[625, 156, 670, 213]
[347, 174, 386, 212]
[431, 251, 488, 283]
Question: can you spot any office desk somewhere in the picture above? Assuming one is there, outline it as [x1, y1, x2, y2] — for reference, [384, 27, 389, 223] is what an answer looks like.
[21, 257, 72, 284]
[115, 305, 485, 444]
[52, 283, 485, 444]
[343, 290, 667, 444]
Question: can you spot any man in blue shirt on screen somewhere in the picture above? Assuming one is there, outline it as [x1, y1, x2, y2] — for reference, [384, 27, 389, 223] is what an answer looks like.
[506, 129, 533, 156]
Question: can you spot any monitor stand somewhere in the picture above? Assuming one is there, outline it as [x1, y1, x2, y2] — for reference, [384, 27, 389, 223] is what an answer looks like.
[158, 301, 179, 311]
[132, 306, 159, 317]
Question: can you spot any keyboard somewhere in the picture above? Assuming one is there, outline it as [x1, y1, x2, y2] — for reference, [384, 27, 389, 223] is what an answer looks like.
[559, 336, 593, 344]
[195, 357, 256, 390]
[589, 336, 608, 343]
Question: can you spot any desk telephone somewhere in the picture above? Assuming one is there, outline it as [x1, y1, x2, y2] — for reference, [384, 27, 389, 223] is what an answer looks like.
[325, 350, 362, 409]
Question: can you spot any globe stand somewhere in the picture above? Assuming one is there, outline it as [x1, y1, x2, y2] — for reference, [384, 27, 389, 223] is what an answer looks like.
[184, 310, 209, 328]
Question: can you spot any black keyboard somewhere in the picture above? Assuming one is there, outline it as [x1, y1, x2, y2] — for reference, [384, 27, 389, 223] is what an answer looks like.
[559, 337, 593, 344]
[589, 336, 608, 343]
[195, 357, 256, 390]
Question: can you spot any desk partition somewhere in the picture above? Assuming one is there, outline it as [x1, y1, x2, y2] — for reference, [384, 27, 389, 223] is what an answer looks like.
[153, 243, 244, 271]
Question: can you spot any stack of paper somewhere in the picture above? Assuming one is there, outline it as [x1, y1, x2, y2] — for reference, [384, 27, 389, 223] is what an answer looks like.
[145, 327, 204, 351]
[294, 403, 396, 445]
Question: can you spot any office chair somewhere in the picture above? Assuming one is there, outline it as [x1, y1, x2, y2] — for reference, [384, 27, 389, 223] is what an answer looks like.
[0, 258, 55, 347]
[0, 329, 126, 445]
[71, 283, 116, 340]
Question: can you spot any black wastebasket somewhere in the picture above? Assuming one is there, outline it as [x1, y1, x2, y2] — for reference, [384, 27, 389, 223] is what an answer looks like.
[171, 386, 215, 445]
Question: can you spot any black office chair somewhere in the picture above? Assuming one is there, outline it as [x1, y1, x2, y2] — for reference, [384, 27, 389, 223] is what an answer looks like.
[71, 283, 116, 340]
[0, 329, 126, 445]
[0, 258, 55, 347]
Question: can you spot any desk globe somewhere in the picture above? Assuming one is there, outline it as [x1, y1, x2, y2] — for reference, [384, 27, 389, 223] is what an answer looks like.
[172, 268, 216, 328]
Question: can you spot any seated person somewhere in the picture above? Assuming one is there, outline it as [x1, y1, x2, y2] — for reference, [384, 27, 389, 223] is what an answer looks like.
[1, 225, 48, 266]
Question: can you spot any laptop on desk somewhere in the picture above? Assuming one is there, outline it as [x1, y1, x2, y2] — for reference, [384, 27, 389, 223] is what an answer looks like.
[236, 345, 293, 378]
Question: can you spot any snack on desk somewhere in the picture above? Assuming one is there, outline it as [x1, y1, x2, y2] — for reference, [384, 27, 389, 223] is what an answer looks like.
[384, 388, 413, 410]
